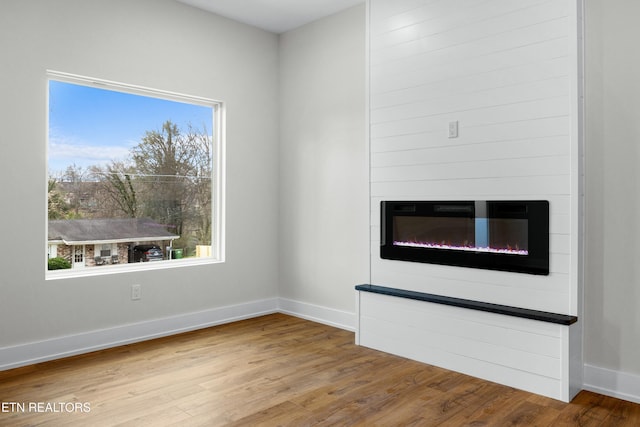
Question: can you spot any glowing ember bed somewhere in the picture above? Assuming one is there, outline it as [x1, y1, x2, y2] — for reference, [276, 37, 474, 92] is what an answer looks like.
[380, 200, 549, 275]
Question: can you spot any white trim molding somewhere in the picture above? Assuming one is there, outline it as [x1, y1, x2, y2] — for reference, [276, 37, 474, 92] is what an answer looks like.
[583, 364, 640, 404]
[0, 298, 357, 372]
[277, 298, 356, 332]
[0, 298, 278, 371]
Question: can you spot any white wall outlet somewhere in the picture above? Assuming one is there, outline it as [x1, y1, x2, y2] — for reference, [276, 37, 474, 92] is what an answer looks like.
[448, 120, 459, 138]
[131, 284, 141, 301]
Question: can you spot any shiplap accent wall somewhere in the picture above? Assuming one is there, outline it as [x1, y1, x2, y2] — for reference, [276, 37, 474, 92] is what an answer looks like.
[359, 292, 576, 399]
[360, 0, 583, 401]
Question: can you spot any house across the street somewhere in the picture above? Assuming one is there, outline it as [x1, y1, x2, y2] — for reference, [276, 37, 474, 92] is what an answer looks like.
[48, 218, 180, 268]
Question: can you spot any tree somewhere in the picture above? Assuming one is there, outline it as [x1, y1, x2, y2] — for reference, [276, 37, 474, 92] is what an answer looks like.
[47, 179, 71, 219]
[91, 162, 138, 218]
[61, 164, 89, 217]
[131, 120, 212, 251]
[179, 124, 213, 246]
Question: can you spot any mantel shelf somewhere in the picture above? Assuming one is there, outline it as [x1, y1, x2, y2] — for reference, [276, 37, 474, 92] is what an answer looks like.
[355, 284, 578, 326]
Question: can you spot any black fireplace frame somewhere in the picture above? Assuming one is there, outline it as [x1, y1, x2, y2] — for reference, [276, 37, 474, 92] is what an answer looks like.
[380, 200, 549, 275]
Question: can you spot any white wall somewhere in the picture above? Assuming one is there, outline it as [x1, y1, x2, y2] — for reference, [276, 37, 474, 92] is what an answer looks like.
[278, 4, 369, 325]
[0, 0, 280, 365]
[584, 0, 640, 391]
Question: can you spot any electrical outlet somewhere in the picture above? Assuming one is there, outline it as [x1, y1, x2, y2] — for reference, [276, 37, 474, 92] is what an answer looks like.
[131, 284, 141, 301]
[448, 121, 459, 138]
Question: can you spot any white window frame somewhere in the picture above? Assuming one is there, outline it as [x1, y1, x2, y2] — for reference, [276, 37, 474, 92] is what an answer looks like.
[46, 71, 226, 279]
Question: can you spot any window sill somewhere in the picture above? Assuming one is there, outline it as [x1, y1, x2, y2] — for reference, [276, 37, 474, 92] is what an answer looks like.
[46, 257, 224, 281]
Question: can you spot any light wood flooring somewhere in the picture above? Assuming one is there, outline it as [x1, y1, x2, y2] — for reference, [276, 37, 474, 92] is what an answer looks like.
[1, 313, 639, 426]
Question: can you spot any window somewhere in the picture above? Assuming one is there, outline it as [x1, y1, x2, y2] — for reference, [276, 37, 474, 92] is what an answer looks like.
[99, 244, 113, 258]
[47, 71, 224, 275]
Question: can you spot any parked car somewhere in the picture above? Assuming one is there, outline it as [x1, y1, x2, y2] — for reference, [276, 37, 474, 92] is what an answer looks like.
[133, 245, 163, 262]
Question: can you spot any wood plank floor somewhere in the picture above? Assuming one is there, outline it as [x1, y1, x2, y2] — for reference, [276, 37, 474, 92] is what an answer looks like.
[1, 313, 639, 426]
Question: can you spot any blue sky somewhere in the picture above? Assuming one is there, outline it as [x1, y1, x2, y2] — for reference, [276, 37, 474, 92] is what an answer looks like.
[48, 80, 214, 175]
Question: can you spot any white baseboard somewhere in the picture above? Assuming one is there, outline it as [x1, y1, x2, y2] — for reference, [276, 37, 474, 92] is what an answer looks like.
[277, 298, 356, 332]
[0, 298, 279, 371]
[0, 298, 355, 372]
[583, 364, 640, 404]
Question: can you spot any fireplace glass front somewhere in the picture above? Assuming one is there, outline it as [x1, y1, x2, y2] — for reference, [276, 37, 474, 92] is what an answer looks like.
[381, 201, 549, 275]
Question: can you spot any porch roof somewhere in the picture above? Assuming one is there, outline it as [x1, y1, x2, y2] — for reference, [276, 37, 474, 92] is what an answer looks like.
[48, 218, 180, 245]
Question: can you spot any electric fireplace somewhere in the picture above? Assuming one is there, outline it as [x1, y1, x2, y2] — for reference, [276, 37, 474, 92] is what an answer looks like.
[381, 200, 549, 275]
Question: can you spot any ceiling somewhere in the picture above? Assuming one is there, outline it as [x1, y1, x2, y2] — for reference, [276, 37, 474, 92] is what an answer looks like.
[177, 0, 365, 34]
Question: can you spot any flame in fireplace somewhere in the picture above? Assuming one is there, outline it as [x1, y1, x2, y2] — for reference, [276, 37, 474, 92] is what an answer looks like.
[393, 241, 528, 255]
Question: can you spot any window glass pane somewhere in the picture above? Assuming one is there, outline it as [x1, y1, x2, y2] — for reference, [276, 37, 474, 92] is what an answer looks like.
[47, 77, 218, 272]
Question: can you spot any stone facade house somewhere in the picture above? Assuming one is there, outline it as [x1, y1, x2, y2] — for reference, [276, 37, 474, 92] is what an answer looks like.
[48, 218, 180, 269]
